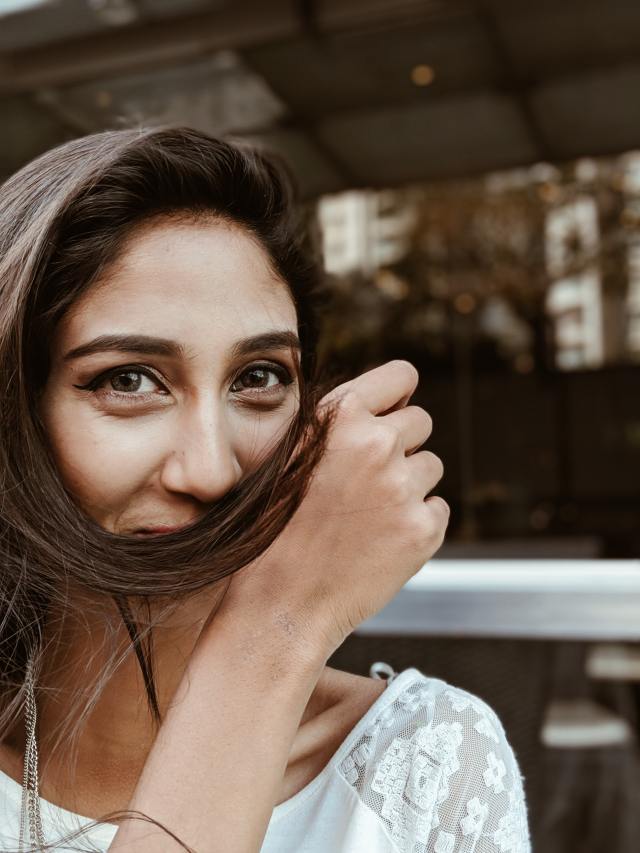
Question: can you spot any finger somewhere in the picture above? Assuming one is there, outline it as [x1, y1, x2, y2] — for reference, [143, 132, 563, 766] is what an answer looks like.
[383, 406, 433, 455]
[405, 450, 444, 497]
[424, 494, 450, 517]
[321, 360, 419, 416]
[421, 495, 450, 554]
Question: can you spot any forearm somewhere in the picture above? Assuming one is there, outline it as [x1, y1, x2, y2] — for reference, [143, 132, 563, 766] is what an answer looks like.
[108, 606, 327, 853]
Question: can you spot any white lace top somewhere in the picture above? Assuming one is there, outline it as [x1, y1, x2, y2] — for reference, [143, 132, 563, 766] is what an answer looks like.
[0, 666, 531, 852]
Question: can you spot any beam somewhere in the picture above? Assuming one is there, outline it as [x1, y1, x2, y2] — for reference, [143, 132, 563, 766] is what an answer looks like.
[474, 0, 553, 161]
[0, 0, 461, 95]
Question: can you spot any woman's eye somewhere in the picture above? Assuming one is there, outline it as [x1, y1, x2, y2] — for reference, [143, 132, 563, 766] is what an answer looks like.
[108, 370, 159, 394]
[73, 366, 166, 399]
[231, 364, 292, 394]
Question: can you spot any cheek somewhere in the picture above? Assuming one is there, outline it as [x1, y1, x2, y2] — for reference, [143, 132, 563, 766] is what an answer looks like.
[233, 398, 300, 468]
[41, 397, 154, 521]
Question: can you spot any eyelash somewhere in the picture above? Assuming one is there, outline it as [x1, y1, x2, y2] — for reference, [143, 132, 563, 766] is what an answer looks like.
[73, 362, 294, 405]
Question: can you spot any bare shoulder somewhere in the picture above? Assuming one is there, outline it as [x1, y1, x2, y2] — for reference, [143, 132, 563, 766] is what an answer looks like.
[280, 666, 388, 803]
[301, 665, 386, 740]
[323, 665, 388, 710]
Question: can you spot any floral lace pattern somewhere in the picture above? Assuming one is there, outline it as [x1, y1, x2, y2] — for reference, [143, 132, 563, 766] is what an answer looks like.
[338, 673, 530, 853]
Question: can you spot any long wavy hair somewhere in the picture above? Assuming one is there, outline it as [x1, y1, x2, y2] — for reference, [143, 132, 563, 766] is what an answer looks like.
[0, 126, 339, 850]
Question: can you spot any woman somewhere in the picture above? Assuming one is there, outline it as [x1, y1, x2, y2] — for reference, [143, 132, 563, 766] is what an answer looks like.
[0, 127, 530, 852]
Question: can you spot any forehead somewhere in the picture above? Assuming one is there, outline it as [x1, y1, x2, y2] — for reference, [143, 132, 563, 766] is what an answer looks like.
[55, 218, 297, 351]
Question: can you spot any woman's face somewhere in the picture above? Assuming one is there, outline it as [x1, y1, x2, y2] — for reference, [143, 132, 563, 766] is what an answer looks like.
[39, 217, 301, 536]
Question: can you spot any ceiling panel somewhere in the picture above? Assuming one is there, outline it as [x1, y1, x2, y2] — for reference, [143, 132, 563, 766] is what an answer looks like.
[317, 92, 538, 186]
[0, 0, 225, 52]
[245, 128, 346, 198]
[245, 15, 501, 120]
[532, 64, 640, 159]
[0, 95, 71, 178]
[0, 0, 108, 51]
[489, 0, 640, 81]
[136, 0, 224, 19]
[44, 52, 286, 136]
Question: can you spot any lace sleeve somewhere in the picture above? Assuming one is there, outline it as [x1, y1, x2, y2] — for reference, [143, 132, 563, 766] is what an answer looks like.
[337, 674, 531, 853]
[423, 687, 531, 853]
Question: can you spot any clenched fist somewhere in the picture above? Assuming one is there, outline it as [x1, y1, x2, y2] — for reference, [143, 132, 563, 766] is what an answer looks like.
[215, 360, 449, 659]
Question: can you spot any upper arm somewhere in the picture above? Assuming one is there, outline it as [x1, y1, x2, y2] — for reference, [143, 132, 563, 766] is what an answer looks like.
[424, 688, 531, 853]
[336, 677, 531, 853]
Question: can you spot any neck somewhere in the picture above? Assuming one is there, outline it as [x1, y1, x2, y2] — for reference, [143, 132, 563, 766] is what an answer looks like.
[6, 582, 334, 820]
[34, 582, 233, 813]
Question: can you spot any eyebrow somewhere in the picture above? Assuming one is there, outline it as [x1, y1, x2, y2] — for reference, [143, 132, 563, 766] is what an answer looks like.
[63, 331, 302, 363]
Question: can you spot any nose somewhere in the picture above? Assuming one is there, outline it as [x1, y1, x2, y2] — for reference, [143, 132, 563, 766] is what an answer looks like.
[159, 401, 242, 504]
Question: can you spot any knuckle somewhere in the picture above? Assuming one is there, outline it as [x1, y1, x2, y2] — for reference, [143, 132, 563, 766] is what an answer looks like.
[430, 494, 451, 516]
[387, 467, 412, 502]
[392, 359, 419, 385]
[337, 386, 363, 414]
[425, 450, 444, 481]
[365, 423, 398, 455]
[401, 505, 432, 548]
[409, 407, 433, 445]
[396, 496, 451, 558]
[421, 409, 433, 436]
[424, 497, 451, 535]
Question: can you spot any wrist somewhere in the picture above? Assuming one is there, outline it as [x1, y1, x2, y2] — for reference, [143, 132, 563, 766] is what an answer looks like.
[195, 593, 332, 678]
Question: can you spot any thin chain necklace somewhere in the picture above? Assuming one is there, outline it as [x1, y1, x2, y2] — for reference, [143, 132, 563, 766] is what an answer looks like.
[15, 658, 398, 851]
[18, 656, 45, 852]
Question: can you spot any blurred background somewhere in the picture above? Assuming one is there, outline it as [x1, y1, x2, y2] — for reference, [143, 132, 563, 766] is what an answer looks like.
[1, 1, 639, 849]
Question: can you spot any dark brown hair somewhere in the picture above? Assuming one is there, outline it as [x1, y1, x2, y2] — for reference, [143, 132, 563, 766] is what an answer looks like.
[0, 126, 338, 850]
